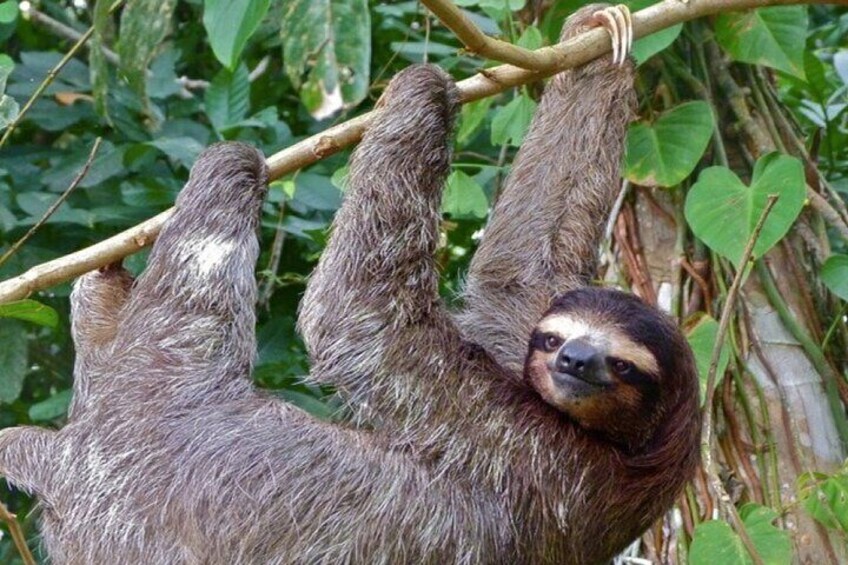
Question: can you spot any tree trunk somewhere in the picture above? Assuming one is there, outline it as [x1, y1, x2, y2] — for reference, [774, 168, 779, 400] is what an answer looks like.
[616, 32, 848, 563]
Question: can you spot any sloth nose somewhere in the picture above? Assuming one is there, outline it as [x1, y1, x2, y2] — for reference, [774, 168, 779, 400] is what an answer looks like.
[556, 340, 600, 379]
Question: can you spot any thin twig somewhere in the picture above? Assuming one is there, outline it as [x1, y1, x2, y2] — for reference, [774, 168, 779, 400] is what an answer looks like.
[0, 501, 36, 565]
[0, 0, 837, 304]
[701, 194, 779, 565]
[258, 200, 288, 309]
[0, 138, 103, 269]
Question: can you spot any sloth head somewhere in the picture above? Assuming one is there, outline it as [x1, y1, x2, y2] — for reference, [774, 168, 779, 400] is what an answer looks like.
[525, 287, 698, 452]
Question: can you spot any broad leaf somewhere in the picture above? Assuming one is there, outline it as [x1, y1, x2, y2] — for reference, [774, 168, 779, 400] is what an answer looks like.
[0, 319, 27, 404]
[834, 51, 848, 86]
[685, 314, 729, 403]
[822, 254, 848, 301]
[799, 471, 848, 532]
[491, 94, 536, 147]
[738, 504, 792, 565]
[90, 0, 113, 119]
[292, 173, 342, 211]
[690, 521, 749, 565]
[147, 137, 205, 170]
[29, 389, 72, 422]
[203, 0, 270, 70]
[0, 299, 58, 327]
[0, 53, 18, 129]
[0, 0, 17, 24]
[281, 0, 371, 119]
[684, 153, 806, 267]
[629, 0, 682, 65]
[516, 25, 543, 51]
[715, 7, 807, 79]
[691, 506, 792, 565]
[443, 170, 489, 219]
[457, 97, 493, 145]
[204, 64, 250, 134]
[625, 101, 714, 187]
[117, 0, 177, 100]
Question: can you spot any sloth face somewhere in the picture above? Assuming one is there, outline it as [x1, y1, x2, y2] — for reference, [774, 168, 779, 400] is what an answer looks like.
[524, 287, 692, 450]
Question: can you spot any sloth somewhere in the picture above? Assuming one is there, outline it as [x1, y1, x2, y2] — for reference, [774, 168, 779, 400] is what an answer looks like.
[0, 4, 700, 564]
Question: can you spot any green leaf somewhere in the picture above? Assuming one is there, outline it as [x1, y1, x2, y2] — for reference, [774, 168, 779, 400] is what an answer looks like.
[281, 0, 371, 119]
[443, 170, 489, 219]
[0, 52, 13, 92]
[91, 0, 113, 120]
[0, 299, 59, 327]
[0, 53, 17, 129]
[625, 101, 714, 187]
[799, 471, 848, 531]
[147, 137, 205, 170]
[0, 319, 27, 404]
[0, 1, 17, 25]
[684, 153, 806, 267]
[457, 97, 493, 145]
[204, 64, 250, 134]
[822, 255, 848, 301]
[690, 520, 749, 565]
[277, 389, 336, 421]
[834, 51, 848, 86]
[715, 7, 807, 79]
[690, 507, 792, 565]
[117, 0, 177, 101]
[628, 0, 681, 65]
[203, 0, 270, 70]
[685, 314, 729, 403]
[738, 504, 793, 565]
[516, 25, 543, 50]
[293, 173, 342, 211]
[0, 92, 17, 130]
[491, 94, 536, 147]
[29, 389, 72, 422]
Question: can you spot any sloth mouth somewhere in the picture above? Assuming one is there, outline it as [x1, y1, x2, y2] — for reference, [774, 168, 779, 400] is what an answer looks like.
[551, 370, 610, 395]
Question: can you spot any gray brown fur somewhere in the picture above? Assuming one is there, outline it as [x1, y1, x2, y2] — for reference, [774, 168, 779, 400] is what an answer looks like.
[0, 5, 700, 563]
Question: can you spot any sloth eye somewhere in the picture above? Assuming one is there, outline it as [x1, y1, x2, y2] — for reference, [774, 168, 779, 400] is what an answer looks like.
[543, 335, 562, 352]
[612, 359, 633, 376]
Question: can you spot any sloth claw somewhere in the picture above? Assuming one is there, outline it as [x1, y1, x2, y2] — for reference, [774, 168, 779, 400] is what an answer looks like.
[591, 5, 633, 66]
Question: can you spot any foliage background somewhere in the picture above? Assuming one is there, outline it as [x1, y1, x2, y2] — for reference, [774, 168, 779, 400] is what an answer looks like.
[0, 0, 847, 563]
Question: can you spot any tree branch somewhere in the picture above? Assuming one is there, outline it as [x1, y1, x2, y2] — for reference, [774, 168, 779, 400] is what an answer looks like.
[0, 0, 836, 304]
[420, 0, 558, 70]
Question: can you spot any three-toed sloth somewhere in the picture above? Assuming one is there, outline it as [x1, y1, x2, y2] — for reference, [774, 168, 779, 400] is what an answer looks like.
[0, 5, 699, 564]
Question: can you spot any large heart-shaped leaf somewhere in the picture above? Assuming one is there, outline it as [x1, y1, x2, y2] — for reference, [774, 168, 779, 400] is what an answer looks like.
[715, 7, 807, 79]
[689, 505, 792, 565]
[684, 153, 806, 267]
[738, 504, 792, 565]
[822, 255, 848, 301]
[689, 520, 749, 565]
[625, 101, 714, 187]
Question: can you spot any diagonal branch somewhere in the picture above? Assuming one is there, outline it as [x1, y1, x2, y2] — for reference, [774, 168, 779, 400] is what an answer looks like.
[420, 0, 558, 70]
[0, 0, 837, 304]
